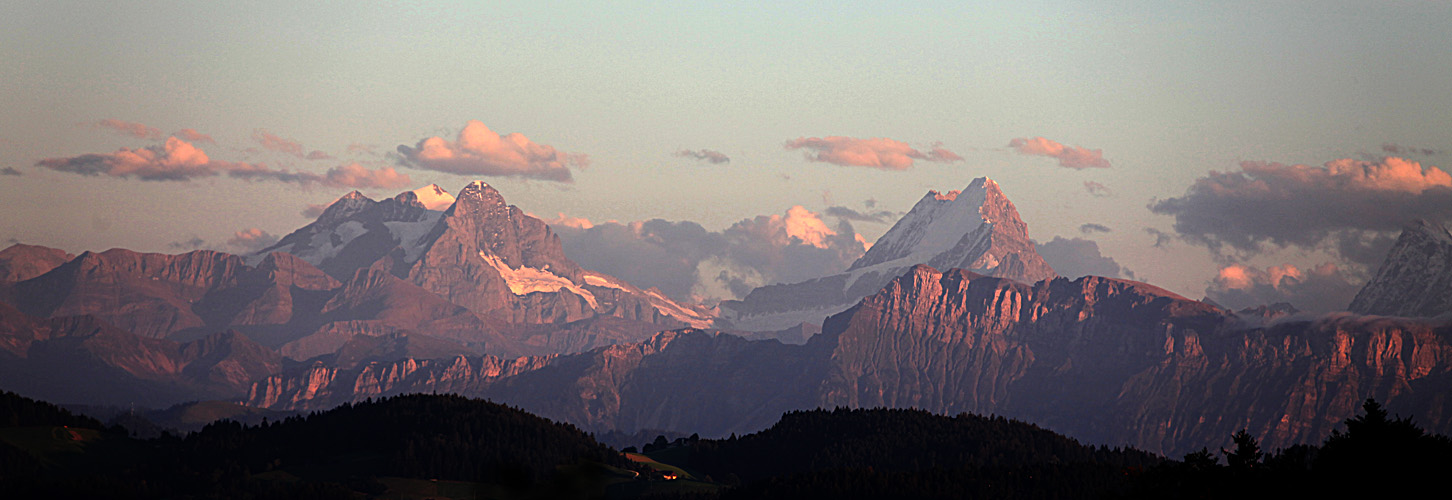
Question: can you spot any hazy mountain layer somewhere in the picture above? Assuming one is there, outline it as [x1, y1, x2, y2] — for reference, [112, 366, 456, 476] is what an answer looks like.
[246, 265, 1452, 456]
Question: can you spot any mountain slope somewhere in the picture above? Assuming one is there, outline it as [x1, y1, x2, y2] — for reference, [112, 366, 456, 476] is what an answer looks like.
[0, 244, 74, 283]
[246, 265, 1452, 456]
[0, 302, 283, 407]
[257, 182, 712, 329]
[720, 177, 1056, 331]
[1348, 219, 1452, 317]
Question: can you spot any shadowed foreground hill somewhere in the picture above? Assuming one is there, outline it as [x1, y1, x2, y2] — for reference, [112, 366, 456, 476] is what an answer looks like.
[687, 407, 1162, 499]
[0, 391, 632, 499]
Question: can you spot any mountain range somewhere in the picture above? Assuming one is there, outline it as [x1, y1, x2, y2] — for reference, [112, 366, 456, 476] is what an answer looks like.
[2, 179, 1451, 457]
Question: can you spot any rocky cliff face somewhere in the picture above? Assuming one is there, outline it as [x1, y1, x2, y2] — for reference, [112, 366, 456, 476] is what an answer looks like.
[811, 266, 1452, 454]
[720, 177, 1056, 331]
[0, 303, 283, 407]
[1349, 219, 1452, 317]
[245, 265, 1452, 456]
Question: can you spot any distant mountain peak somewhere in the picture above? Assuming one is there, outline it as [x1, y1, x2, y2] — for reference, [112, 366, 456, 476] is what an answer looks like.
[410, 184, 455, 211]
[848, 176, 1053, 283]
[722, 176, 1055, 331]
[451, 181, 507, 215]
[1348, 219, 1452, 317]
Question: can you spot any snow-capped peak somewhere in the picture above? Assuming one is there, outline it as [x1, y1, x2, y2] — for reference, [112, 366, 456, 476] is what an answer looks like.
[848, 177, 993, 271]
[410, 184, 456, 211]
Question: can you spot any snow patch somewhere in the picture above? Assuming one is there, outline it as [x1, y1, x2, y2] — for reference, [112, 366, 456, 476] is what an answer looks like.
[411, 184, 456, 211]
[584, 273, 627, 290]
[479, 251, 598, 309]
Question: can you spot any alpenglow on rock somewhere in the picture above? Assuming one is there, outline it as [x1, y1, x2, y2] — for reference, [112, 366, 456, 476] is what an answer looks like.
[719, 177, 1056, 332]
[1349, 219, 1452, 317]
[252, 182, 713, 329]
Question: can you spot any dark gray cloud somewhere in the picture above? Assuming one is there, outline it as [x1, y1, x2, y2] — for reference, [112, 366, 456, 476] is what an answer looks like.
[1145, 228, 1173, 249]
[1079, 223, 1112, 234]
[1148, 157, 1452, 268]
[1382, 143, 1441, 156]
[824, 206, 900, 224]
[1, 167, 20, 176]
[168, 236, 207, 251]
[1205, 262, 1361, 313]
[552, 207, 868, 303]
[1083, 181, 1112, 197]
[1035, 236, 1129, 280]
[674, 149, 730, 164]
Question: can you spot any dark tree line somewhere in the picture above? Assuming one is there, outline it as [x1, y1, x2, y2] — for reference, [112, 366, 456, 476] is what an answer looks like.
[0, 391, 630, 499]
[1132, 398, 1452, 498]
[682, 407, 1164, 499]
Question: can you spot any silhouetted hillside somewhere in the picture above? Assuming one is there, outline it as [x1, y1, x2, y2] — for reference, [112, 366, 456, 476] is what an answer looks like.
[686, 407, 1161, 499]
[0, 393, 632, 499]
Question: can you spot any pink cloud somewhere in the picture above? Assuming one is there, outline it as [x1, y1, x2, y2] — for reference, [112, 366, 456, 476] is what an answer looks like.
[395, 120, 585, 182]
[37, 137, 408, 189]
[1206, 262, 1360, 313]
[227, 228, 279, 252]
[321, 163, 412, 189]
[38, 137, 219, 181]
[542, 212, 595, 230]
[253, 129, 332, 160]
[174, 128, 215, 144]
[784, 136, 963, 170]
[1009, 137, 1111, 169]
[97, 119, 162, 140]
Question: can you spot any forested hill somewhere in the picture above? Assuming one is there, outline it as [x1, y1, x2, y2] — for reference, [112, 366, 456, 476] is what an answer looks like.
[0, 392, 632, 499]
[684, 407, 1163, 499]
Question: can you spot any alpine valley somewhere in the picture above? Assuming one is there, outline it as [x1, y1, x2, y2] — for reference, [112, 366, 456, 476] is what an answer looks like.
[3, 179, 1451, 458]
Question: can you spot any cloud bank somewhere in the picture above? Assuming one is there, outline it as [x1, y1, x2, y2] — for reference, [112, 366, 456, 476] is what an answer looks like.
[1205, 262, 1360, 313]
[396, 120, 586, 182]
[551, 206, 868, 303]
[1009, 137, 1111, 169]
[785, 136, 962, 170]
[1149, 157, 1452, 267]
[37, 137, 411, 189]
[1035, 237, 1131, 280]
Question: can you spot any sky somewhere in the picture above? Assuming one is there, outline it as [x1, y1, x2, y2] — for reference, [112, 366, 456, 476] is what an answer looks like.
[3, 1, 1450, 312]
